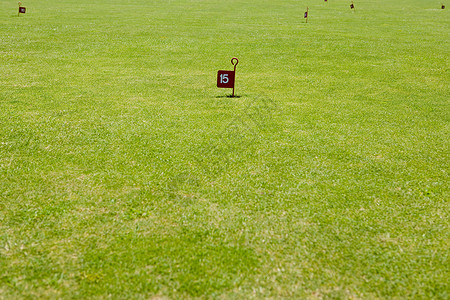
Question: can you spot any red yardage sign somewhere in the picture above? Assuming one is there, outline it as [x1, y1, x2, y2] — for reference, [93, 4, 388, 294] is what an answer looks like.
[217, 57, 239, 97]
[217, 70, 235, 89]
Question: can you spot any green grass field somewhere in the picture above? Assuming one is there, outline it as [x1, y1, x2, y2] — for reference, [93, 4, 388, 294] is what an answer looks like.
[1, 0, 449, 298]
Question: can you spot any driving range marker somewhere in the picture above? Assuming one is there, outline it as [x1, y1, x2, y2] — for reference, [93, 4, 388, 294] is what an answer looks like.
[18, 1, 26, 16]
[217, 57, 239, 97]
[442, 3, 445, 9]
[350, 1, 355, 10]
[304, 7, 309, 23]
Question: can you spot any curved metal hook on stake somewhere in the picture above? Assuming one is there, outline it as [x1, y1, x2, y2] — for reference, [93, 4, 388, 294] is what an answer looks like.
[18, 1, 22, 16]
[231, 58, 239, 97]
[231, 57, 239, 72]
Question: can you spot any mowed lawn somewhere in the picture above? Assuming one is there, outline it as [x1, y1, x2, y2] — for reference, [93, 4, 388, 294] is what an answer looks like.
[0, 0, 448, 298]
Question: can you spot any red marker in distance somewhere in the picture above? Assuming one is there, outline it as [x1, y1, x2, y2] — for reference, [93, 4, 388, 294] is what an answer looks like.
[217, 58, 239, 97]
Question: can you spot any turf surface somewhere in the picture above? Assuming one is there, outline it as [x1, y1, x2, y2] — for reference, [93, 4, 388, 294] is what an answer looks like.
[0, 0, 449, 298]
